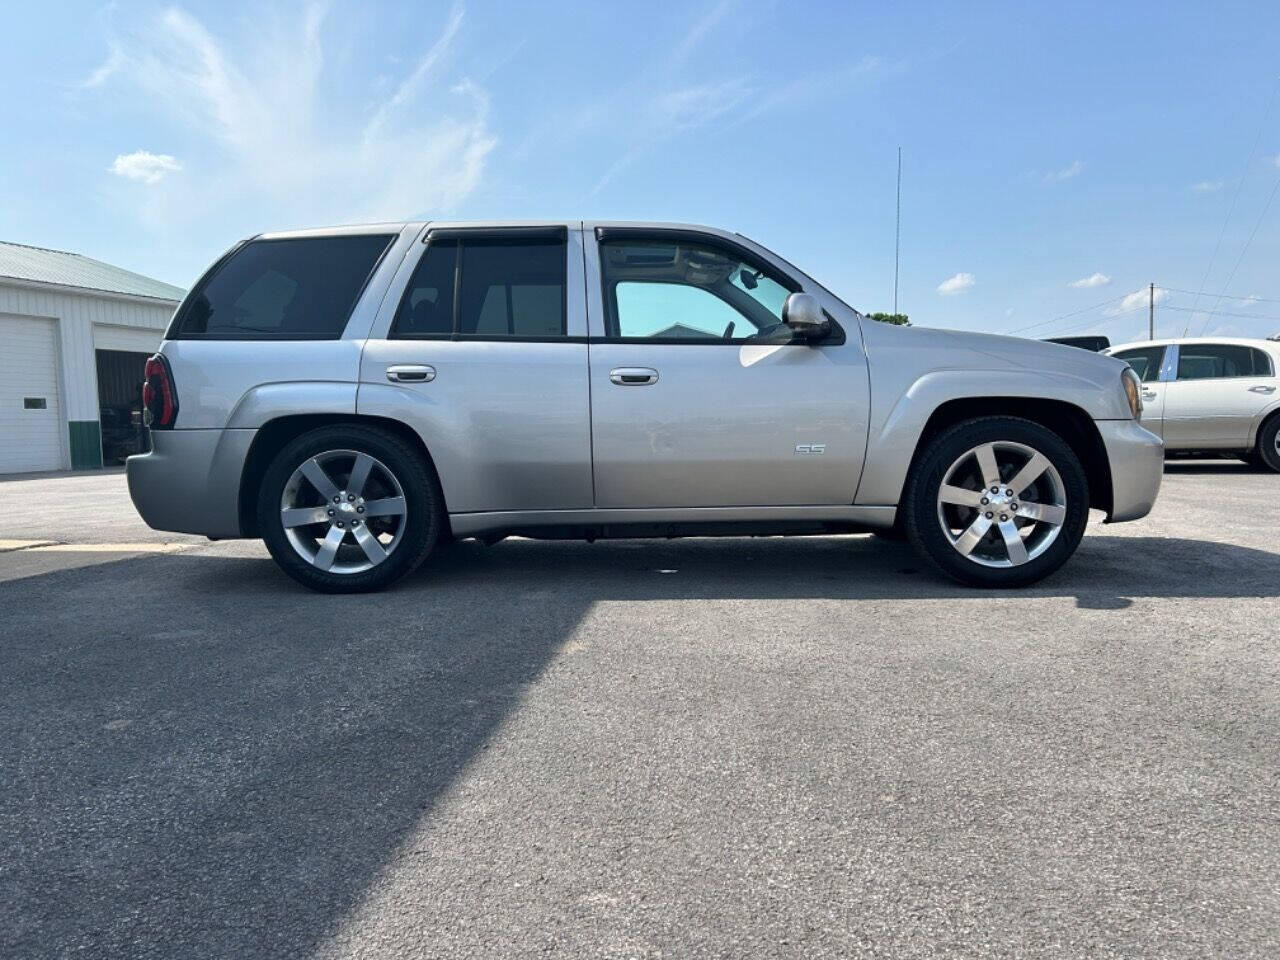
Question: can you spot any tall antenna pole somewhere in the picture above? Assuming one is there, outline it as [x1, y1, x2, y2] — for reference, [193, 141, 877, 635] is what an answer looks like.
[894, 146, 902, 315]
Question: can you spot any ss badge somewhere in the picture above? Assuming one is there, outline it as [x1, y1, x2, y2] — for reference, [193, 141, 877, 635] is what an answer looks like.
[794, 443, 827, 455]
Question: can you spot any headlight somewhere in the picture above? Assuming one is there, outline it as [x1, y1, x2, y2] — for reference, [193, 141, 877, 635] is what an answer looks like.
[1121, 367, 1143, 419]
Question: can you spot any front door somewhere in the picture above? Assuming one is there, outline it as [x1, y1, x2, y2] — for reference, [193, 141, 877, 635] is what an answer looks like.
[585, 230, 869, 509]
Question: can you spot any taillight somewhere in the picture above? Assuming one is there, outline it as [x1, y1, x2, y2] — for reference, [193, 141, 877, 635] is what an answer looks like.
[142, 354, 178, 429]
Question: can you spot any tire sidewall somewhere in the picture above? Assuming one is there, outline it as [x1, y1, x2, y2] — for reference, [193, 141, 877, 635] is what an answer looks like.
[905, 417, 1090, 588]
[257, 426, 440, 592]
[1259, 417, 1280, 472]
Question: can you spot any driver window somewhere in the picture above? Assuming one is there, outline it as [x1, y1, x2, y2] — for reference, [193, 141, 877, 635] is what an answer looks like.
[601, 237, 796, 341]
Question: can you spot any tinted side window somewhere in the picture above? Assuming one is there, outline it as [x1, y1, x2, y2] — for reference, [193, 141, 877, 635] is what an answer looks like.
[1113, 346, 1166, 382]
[391, 236, 567, 339]
[1176, 344, 1270, 380]
[393, 240, 457, 337]
[459, 240, 566, 337]
[173, 234, 394, 339]
[600, 237, 798, 342]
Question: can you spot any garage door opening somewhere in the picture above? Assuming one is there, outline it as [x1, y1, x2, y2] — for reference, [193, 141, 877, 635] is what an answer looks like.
[95, 349, 150, 465]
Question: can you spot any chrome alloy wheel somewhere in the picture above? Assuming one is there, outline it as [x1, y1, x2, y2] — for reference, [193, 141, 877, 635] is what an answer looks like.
[280, 449, 408, 574]
[935, 440, 1067, 568]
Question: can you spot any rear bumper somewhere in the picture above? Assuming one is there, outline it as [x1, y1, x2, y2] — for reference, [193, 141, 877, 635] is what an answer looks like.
[1097, 419, 1164, 523]
[126, 428, 256, 538]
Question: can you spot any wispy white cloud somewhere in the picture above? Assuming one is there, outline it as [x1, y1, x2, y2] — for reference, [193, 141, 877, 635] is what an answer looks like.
[1191, 179, 1223, 193]
[110, 150, 181, 183]
[587, 53, 894, 197]
[1107, 287, 1167, 316]
[1068, 272, 1111, 288]
[87, 2, 494, 228]
[364, 5, 465, 141]
[937, 272, 975, 295]
[667, 0, 734, 73]
[81, 45, 126, 88]
[1044, 160, 1084, 183]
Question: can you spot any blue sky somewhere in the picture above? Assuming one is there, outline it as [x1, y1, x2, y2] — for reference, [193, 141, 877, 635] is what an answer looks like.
[4, 1, 1280, 342]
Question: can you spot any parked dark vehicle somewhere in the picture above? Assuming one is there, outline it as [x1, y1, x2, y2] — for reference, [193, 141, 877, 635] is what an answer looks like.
[1046, 335, 1111, 352]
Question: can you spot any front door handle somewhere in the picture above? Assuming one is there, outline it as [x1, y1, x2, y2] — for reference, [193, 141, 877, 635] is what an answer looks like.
[610, 367, 659, 386]
[1248, 385, 1276, 394]
[386, 364, 436, 383]
[1142, 389, 1158, 400]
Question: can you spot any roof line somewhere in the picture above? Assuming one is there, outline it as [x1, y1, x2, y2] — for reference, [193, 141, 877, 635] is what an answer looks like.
[0, 239, 80, 257]
[0, 273, 183, 305]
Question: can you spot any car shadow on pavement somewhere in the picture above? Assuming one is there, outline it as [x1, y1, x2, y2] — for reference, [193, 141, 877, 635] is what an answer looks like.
[1162, 459, 1258, 474]
[2, 532, 1277, 957]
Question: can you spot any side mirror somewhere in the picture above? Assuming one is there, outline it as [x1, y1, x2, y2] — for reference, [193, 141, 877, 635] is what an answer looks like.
[782, 292, 828, 340]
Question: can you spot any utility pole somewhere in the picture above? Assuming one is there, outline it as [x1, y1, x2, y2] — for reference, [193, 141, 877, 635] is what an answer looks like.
[1149, 282, 1155, 340]
[894, 147, 902, 316]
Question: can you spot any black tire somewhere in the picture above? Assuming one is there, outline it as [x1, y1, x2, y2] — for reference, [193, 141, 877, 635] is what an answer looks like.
[257, 425, 442, 593]
[1254, 415, 1280, 473]
[871, 525, 908, 542]
[903, 417, 1090, 588]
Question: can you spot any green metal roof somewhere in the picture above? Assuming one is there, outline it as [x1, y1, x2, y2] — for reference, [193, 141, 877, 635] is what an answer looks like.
[0, 240, 185, 303]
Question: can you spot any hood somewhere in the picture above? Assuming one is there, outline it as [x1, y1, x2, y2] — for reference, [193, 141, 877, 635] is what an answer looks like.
[877, 323, 1128, 379]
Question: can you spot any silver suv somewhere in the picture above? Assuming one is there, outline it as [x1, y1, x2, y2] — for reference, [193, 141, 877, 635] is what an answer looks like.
[127, 221, 1163, 592]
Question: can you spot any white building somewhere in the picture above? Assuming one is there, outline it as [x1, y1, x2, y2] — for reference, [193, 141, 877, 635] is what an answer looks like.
[0, 241, 184, 473]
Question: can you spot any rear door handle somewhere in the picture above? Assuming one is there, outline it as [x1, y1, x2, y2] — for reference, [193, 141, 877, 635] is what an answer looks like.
[1248, 385, 1276, 394]
[386, 364, 436, 383]
[610, 367, 659, 386]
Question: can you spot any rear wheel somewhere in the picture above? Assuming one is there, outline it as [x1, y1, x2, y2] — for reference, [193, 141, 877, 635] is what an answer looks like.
[1254, 415, 1280, 473]
[257, 425, 442, 593]
[904, 417, 1090, 587]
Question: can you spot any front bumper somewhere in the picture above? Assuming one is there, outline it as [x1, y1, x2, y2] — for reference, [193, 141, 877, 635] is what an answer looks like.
[126, 428, 256, 538]
[1096, 419, 1164, 523]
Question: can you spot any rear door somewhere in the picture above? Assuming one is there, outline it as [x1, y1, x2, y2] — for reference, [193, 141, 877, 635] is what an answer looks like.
[1163, 343, 1275, 448]
[359, 226, 593, 514]
[1110, 345, 1169, 439]
[584, 228, 869, 509]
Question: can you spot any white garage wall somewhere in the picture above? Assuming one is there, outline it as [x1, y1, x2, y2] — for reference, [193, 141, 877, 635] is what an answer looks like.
[0, 280, 178, 470]
[93, 323, 165, 354]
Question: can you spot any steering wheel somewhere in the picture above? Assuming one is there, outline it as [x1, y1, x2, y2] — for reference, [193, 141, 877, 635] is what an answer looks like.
[722, 321, 736, 339]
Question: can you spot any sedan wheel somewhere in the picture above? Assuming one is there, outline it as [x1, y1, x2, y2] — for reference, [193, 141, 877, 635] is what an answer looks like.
[1257, 416, 1280, 473]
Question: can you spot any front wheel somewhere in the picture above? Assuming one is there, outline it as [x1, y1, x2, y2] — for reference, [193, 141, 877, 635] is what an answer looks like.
[257, 425, 442, 593]
[904, 417, 1090, 588]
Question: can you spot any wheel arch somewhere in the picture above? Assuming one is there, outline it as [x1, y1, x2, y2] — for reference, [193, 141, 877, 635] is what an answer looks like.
[890, 397, 1113, 516]
[1249, 400, 1280, 449]
[237, 413, 448, 537]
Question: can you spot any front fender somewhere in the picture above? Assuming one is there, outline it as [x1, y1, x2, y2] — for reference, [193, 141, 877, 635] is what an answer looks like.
[854, 368, 1117, 506]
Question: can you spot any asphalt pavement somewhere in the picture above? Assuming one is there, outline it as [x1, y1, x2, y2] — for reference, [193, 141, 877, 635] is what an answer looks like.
[1, 461, 1277, 958]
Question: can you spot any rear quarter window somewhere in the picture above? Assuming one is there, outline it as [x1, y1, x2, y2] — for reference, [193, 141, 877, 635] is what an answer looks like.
[171, 234, 394, 339]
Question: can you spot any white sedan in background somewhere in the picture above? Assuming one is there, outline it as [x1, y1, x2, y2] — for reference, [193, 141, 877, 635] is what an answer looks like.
[1105, 337, 1280, 471]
